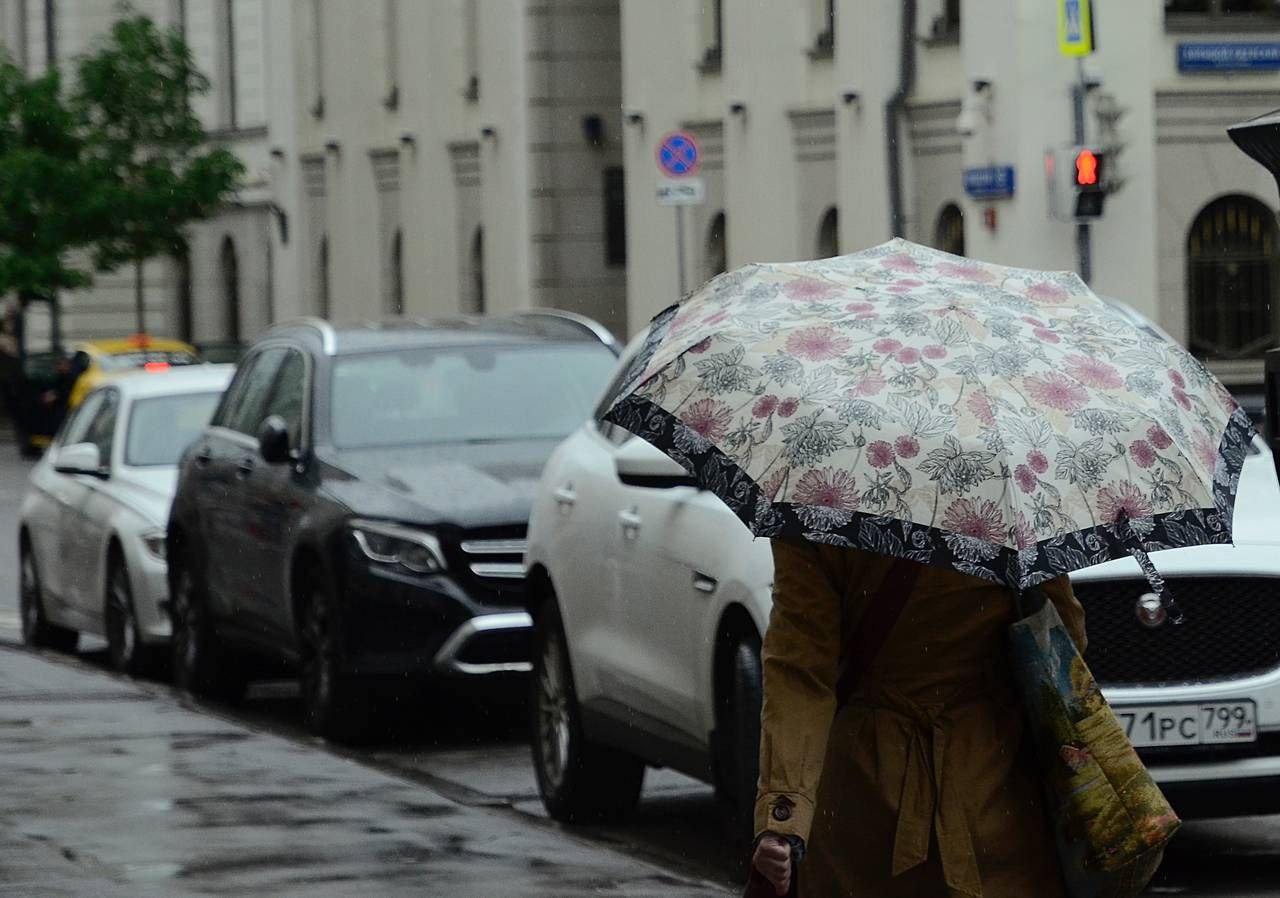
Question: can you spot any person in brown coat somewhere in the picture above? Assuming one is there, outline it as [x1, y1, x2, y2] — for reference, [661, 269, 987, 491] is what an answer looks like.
[750, 538, 1088, 897]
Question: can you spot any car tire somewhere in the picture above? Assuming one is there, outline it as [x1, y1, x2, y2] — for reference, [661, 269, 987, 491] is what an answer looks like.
[105, 559, 161, 677]
[298, 582, 368, 742]
[18, 539, 78, 652]
[717, 626, 763, 843]
[170, 554, 246, 703]
[530, 598, 645, 823]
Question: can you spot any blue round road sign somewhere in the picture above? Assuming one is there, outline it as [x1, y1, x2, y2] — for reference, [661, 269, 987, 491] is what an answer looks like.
[656, 131, 700, 177]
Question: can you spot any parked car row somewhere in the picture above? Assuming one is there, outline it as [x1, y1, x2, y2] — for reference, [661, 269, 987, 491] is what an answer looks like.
[19, 312, 621, 742]
[18, 302, 1280, 834]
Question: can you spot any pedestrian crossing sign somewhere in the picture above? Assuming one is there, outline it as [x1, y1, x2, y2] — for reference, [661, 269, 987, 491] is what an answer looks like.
[1058, 0, 1094, 57]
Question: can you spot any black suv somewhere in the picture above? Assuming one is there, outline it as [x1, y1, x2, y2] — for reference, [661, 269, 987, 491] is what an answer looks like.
[167, 314, 619, 738]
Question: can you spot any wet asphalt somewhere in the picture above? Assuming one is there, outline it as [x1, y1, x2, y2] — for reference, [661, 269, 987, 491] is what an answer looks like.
[2, 446, 1280, 896]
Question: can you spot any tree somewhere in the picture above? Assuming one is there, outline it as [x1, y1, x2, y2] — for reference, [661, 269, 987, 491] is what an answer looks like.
[73, 12, 243, 333]
[0, 58, 106, 351]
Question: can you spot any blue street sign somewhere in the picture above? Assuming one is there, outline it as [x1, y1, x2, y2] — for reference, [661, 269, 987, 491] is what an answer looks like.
[656, 131, 700, 177]
[1178, 42, 1280, 72]
[964, 165, 1017, 200]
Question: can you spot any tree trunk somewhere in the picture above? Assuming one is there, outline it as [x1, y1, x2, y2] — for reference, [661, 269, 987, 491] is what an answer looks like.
[134, 258, 146, 334]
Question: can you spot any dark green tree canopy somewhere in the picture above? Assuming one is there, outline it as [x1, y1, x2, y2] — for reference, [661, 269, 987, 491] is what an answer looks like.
[73, 12, 243, 272]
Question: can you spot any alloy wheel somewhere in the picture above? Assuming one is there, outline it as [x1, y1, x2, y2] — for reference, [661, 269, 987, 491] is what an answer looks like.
[300, 588, 336, 717]
[19, 549, 40, 643]
[536, 626, 571, 793]
[171, 568, 200, 682]
[106, 566, 137, 670]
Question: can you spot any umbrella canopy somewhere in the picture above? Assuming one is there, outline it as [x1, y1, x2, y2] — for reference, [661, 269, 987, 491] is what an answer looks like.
[604, 239, 1254, 600]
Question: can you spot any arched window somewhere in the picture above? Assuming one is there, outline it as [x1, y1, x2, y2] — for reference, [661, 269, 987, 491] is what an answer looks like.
[705, 211, 727, 280]
[220, 236, 240, 342]
[935, 203, 965, 257]
[174, 248, 193, 343]
[318, 234, 330, 319]
[390, 228, 404, 316]
[465, 226, 485, 315]
[816, 206, 839, 258]
[1187, 194, 1279, 359]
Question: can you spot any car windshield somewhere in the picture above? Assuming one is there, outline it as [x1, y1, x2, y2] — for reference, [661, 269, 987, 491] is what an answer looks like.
[124, 392, 223, 467]
[331, 343, 617, 450]
[99, 349, 199, 372]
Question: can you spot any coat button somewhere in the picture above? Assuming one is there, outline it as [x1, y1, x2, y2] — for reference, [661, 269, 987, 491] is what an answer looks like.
[771, 804, 792, 822]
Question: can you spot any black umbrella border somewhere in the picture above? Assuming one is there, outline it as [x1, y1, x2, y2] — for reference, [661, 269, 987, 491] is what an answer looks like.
[603, 305, 1257, 592]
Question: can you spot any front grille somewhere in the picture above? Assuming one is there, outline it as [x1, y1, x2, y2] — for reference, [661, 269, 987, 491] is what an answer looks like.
[1075, 576, 1280, 686]
[442, 525, 528, 607]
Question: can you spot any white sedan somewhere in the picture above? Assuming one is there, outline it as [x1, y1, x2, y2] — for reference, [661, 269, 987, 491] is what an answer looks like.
[524, 334, 1280, 830]
[18, 364, 233, 674]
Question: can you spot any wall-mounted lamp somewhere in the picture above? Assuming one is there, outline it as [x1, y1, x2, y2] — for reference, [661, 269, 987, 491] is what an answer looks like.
[841, 90, 861, 107]
[269, 146, 286, 160]
[728, 100, 747, 116]
[956, 80, 993, 138]
[480, 125, 497, 141]
[399, 132, 417, 148]
[624, 109, 645, 126]
[324, 139, 341, 156]
[268, 202, 289, 245]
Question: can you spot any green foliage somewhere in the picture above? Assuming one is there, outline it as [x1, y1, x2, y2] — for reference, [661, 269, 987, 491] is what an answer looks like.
[72, 11, 244, 271]
[0, 57, 103, 299]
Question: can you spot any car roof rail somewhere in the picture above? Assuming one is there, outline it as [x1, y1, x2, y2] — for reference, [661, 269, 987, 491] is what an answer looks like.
[507, 309, 621, 355]
[258, 317, 337, 355]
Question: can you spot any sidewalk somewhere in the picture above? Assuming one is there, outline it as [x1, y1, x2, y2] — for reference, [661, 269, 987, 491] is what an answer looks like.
[0, 646, 732, 897]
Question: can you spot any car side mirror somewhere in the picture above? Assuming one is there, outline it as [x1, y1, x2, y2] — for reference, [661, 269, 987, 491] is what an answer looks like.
[53, 442, 107, 478]
[257, 415, 292, 465]
[614, 437, 698, 489]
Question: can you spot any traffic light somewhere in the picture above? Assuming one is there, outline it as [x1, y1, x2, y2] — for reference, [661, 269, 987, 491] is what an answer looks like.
[1072, 147, 1107, 218]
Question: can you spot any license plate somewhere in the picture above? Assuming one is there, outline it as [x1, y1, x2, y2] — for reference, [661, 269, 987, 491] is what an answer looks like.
[1115, 702, 1257, 748]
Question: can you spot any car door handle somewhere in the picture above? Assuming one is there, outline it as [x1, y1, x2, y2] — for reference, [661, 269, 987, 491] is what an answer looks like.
[693, 572, 718, 595]
[235, 457, 255, 478]
[553, 485, 576, 508]
[618, 508, 642, 538]
[195, 447, 212, 467]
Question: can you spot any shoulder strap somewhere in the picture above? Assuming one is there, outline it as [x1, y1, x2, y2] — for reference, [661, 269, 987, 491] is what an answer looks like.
[836, 557, 921, 708]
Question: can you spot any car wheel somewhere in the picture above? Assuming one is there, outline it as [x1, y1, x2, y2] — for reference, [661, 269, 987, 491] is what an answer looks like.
[105, 559, 161, 677]
[170, 555, 245, 702]
[19, 540, 78, 652]
[531, 598, 644, 823]
[298, 583, 368, 742]
[717, 626, 763, 842]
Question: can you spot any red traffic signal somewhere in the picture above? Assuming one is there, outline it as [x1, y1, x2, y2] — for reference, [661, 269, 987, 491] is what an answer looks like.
[1074, 148, 1105, 190]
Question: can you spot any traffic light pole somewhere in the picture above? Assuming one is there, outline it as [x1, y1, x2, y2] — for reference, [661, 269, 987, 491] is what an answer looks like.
[1072, 60, 1092, 284]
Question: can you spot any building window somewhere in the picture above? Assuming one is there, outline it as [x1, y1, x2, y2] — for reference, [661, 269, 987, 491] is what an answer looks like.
[699, 0, 723, 73]
[1187, 195, 1279, 360]
[383, 0, 399, 109]
[929, 0, 960, 41]
[466, 226, 485, 315]
[318, 234, 330, 319]
[935, 203, 965, 257]
[463, 0, 479, 101]
[811, 0, 834, 58]
[1166, 0, 1280, 26]
[175, 248, 193, 342]
[221, 0, 238, 129]
[705, 212, 727, 280]
[220, 236, 240, 343]
[43, 0, 55, 72]
[310, 0, 324, 118]
[604, 167, 626, 268]
[390, 229, 404, 315]
[816, 207, 839, 258]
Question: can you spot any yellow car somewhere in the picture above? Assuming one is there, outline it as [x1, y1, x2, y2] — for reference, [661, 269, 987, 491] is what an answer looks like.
[67, 336, 201, 409]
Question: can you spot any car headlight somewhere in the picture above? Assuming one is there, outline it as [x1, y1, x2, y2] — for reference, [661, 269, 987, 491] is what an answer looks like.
[141, 530, 167, 561]
[349, 519, 446, 574]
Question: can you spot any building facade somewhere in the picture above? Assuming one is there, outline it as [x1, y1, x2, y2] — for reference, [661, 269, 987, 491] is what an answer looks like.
[622, 0, 1280, 384]
[5, 0, 1280, 386]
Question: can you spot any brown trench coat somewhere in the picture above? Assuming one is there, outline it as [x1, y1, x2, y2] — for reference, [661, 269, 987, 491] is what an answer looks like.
[755, 539, 1089, 898]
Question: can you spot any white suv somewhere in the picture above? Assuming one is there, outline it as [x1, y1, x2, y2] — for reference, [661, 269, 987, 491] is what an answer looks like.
[524, 336, 1280, 829]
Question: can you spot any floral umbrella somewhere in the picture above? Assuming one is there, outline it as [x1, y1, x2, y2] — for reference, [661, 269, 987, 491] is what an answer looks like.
[603, 239, 1254, 612]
